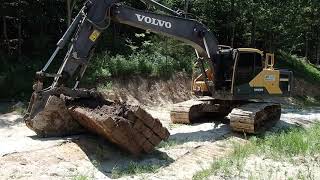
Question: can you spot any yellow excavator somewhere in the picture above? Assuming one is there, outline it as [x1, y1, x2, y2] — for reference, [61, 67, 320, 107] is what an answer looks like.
[171, 46, 293, 133]
[24, 0, 293, 136]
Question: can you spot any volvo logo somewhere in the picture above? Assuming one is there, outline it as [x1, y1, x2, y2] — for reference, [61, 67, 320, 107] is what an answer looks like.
[135, 14, 172, 29]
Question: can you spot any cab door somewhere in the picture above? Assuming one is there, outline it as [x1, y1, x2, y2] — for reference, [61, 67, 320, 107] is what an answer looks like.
[232, 51, 263, 96]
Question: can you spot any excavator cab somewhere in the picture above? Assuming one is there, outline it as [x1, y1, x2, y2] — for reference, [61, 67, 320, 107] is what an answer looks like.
[232, 49, 293, 98]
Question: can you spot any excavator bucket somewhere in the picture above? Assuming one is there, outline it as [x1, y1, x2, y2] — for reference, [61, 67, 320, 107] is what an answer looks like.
[25, 91, 170, 156]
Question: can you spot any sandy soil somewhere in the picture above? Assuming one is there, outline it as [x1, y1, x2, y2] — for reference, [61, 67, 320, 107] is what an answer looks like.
[1, 75, 319, 180]
[207, 154, 320, 180]
[0, 104, 319, 180]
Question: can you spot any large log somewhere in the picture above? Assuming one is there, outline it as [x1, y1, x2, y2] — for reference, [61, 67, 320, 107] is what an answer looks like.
[68, 97, 170, 156]
[25, 93, 170, 156]
[25, 96, 85, 137]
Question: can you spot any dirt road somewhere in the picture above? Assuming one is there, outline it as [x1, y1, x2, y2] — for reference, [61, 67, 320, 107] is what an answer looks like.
[0, 103, 319, 180]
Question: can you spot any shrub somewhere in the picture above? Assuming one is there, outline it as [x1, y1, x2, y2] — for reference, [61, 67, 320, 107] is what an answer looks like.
[276, 51, 320, 84]
[86, 43, 194, 81]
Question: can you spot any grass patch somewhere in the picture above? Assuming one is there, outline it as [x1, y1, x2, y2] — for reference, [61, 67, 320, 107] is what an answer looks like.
[157, 139, 180, 149]
[0, 102, 13, 114]
[97, 82, 113, 92]
[256, 125, 320, 158]
[193, 142, 256, 180]
[111, 162, 161, 178]
[83, 38, 195, 86]
[168, 123, 183, 129]
[71, 175, 91, 180]
[193, 123, 320, 179]
[277, 51, 320, 84]
[12, 105, 27, 115]
[294, 96, 320, 107]
[0, 102, 26, 114]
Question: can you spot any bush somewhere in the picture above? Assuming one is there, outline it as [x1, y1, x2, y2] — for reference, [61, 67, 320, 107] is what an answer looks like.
[276, 51, 320, 84]
[85, 38, 195, 82]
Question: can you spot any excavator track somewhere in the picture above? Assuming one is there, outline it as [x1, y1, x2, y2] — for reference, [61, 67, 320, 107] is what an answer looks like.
[171, 99, 281, 134]
[229, 102, 281, 134]
[171, 100, 207, 124]
[170, 98, 232, 124]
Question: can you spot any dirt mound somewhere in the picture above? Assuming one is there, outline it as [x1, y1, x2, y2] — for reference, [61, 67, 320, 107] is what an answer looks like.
[68, 98, 170, 155]
[103, 73, 193, 106]
[292, 78, 320, 97]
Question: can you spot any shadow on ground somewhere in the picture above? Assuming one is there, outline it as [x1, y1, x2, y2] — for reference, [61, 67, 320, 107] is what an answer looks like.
[168, 123, 230, 145]
[69, 134, 174, 179]
[0, 113, 23, 128]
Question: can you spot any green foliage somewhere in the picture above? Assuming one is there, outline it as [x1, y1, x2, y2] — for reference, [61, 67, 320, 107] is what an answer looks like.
[111, 162, 160, 178]
[294, 96, 320, 107]
[164, 0, 320, 62]
[157, 139, 180, 149]
[71, 175, 91, 180]
[193, 123, 320, 179]
[255, 124, 320, 158]
[193, 142, 256, 180]
[0, 55, 41, 99]
[276, 51, 320, 84]
[85, 38, 194, 83]
[2, 0, 320, 99]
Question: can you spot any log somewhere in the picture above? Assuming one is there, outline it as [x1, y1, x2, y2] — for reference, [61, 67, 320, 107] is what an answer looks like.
[25, 96, 85, 137]
[68, 98, 170, 156]
[25, 93, 170, 156]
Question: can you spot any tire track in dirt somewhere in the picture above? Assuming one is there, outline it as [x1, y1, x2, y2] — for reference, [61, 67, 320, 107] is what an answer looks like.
[147, 137, 245, 180]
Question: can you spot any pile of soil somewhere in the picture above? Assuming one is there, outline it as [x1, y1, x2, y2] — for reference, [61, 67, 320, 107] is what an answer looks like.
[68, 97, 170, 155]
[102, 73, 193, 106]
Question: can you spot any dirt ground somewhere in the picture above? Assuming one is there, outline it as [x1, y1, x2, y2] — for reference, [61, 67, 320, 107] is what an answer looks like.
[1, 75, 320, 180]
[0, 103, 319, 180]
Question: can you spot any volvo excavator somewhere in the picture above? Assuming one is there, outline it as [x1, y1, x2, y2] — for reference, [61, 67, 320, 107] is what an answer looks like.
[24, 0, 293, 145]
[172, 47, 292, 133]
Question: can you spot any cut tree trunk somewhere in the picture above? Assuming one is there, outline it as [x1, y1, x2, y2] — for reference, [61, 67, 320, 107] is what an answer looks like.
[25, 92, 170, 156]
[251, 17, 256, 47]
[18, 0, 22, 59]
[68, 99, 170, 155]
[67, 0, 72, 26]
[3, 16, 8, 41]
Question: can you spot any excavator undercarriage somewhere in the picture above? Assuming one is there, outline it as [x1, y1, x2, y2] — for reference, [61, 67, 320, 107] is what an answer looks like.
[171, 47, 292, 134]
[171, 98, 282, 134]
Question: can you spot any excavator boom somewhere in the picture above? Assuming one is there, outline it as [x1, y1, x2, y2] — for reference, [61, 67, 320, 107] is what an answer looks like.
[23, 0, 222, 155]
[25, 0, 220, 122]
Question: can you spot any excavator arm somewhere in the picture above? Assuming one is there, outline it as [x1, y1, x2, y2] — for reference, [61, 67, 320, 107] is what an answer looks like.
[25, 0, 220, 121]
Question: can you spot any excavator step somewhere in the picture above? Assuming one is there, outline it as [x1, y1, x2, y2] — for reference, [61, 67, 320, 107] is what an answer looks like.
[229, 103, 281, 134]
